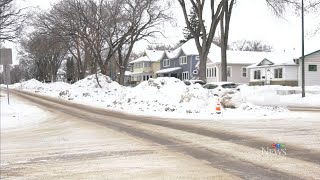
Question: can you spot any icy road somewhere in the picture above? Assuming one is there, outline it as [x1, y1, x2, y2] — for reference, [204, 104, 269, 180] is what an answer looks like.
[1, 90, 320, 179]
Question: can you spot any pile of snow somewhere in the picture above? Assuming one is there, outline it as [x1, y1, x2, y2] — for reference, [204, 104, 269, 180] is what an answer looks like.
[238, 85, 320, 107]
[10, 75, 307, 119]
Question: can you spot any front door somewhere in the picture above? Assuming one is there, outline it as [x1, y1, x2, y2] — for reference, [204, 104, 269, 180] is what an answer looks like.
[170, 73, 178, 78]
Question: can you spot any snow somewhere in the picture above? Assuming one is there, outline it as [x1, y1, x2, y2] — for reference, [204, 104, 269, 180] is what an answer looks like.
[155, 67, 182, 74]
[8, 74, 318, 120]
[238, 85, 320, 107]
[1, 92, 48, 130]
[130, 56, 150, 63]
[130, 50, 165, 64]
[145, 50, 165, 61]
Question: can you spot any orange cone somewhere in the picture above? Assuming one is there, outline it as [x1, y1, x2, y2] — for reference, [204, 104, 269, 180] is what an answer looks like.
[216, 98, 221, 114]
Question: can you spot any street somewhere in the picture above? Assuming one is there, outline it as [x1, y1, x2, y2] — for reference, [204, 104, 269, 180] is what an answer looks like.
[1, 90, 320, 179]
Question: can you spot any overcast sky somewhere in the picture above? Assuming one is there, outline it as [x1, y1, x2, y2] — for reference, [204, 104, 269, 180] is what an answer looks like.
[3, 0, 320, 64]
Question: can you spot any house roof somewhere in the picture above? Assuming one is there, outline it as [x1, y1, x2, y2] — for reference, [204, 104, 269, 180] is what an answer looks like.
[298, 49, 320, 59]
[208, 48, 278, 65]
[156, 67, 182, 74]
[130, 50, 165, 64]
[145, 50, 165, 61]
[247, 52, 297, 69]
[165, 39, 200, 59]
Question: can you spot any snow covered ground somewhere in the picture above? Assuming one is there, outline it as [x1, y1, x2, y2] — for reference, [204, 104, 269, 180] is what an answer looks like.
[5, 74, 320, 119]
[1, 91, 48, 130]
[239, 85, 320, 107]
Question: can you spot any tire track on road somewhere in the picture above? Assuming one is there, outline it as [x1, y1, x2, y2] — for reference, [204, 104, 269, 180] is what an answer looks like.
[8, 89, 311, 179]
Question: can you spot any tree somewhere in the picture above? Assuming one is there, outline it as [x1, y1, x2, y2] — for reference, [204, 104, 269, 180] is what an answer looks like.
[178, 0, 226, 81]
[230, 40, 273, 52]
[0, 0, 27, 41]
[219, 0, 235, 81]
[66, 56, 76, 83]
[21, 31, 68, 82]
[181, 6, 200, 43]
[110, 0, 172, 85]
[147, 44, 175, 51]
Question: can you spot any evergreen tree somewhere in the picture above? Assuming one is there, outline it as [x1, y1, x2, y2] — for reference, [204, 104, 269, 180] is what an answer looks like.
[181, 6, 199, 43]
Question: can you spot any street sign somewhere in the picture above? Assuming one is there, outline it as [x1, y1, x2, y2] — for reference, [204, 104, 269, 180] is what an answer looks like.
[0, 48, 12, 105]
[0, 48, 13, 65]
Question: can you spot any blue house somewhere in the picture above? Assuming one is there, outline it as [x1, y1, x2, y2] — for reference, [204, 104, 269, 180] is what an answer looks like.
[156, 39, 200, 81]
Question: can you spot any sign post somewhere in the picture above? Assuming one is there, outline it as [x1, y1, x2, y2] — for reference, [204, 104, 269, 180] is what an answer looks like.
[0, 48, 13, 105]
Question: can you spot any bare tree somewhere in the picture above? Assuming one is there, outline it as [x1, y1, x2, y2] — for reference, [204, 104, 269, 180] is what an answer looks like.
[21, 31, 68, 82]
[178, 0, 226, 81]
[110, 0, 172, 85]
[231, 40, 273, 52]
[220, 0, 235, 81]
[0, 0, 27, 41]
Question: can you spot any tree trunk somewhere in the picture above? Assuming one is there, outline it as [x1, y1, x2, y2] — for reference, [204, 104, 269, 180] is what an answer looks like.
[220, 0, 234, 82]
[119, 67, 125, 85]
[220, 8, 227, 81]
[199, 54, 208, 81]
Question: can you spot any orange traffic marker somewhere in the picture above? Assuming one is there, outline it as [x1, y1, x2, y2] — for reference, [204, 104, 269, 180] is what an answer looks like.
[216, 98, 221, 114]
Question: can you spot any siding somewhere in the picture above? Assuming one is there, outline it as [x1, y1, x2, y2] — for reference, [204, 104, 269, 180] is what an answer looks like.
[159, 51, 199, 80]
[227, 64, 250, 84]
[206, 64, 250, 84]
[249, 65, 298, 84]
[298, 51, 320, 86]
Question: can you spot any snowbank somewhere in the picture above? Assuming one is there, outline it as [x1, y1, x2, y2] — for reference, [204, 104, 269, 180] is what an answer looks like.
[238, 85, 320, 107]
[9, 74, 311, 119]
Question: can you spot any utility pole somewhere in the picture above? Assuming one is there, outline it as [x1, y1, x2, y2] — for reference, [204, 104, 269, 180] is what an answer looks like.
[301, 0, 306, 98]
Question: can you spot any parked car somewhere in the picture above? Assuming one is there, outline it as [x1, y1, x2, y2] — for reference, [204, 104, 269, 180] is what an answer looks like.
[203, 82, 239, 91]
[184, 80, 206, 86]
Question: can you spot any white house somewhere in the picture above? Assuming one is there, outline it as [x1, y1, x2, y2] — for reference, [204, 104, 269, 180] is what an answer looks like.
[297, 49, 320, 86]
[247, 53, 298, 86]
[206, 48, 271, 84]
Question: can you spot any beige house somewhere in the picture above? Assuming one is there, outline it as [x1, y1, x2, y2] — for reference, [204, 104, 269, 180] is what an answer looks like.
[130, 50, 164, 85]
[297, 49, 320, 86]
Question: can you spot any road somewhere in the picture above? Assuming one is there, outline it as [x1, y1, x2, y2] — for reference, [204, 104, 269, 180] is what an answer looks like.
[1, 89, 320, 179]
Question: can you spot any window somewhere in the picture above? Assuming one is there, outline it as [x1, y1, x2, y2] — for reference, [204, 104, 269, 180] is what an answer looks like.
[193, 70, 198, 74]
[203, 84, 218, 89]
[242, 67, 247, 77]
[214, 67, 217, 77]
[144, 62, 151, 67]
[163, 59, 170, 67]
[274, 68, 283, 78]
[180, 56, 187, 65]
[182, 71, 189, 80]
[227, 66, 232, 77]
[309, 65, 317, 72]
[254, 70, 261, 80]
[222, 83, 237, 89]
[206, 67, 215, 78]
[196, 56, 200, 61]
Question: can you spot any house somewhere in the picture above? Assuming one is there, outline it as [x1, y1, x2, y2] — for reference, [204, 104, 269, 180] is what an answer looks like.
[57, 69, 66, 82]
[247, 53, 298, 86]
[130, 50, 164, 85]
[297, 49, 320, 86]
[206, 48, 268, 84]
[157, 39, 200, 81]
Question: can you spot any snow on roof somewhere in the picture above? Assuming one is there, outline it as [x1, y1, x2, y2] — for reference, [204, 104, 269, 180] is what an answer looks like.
[57, 69, 66, 74]
[165, 39, 200, 59]
[145, 50, 165, 61]
[130, 50, 165, 64]
[156, 67, 182, 74]
[130, 56, 149, 64]
[247, 52, 296, 68]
